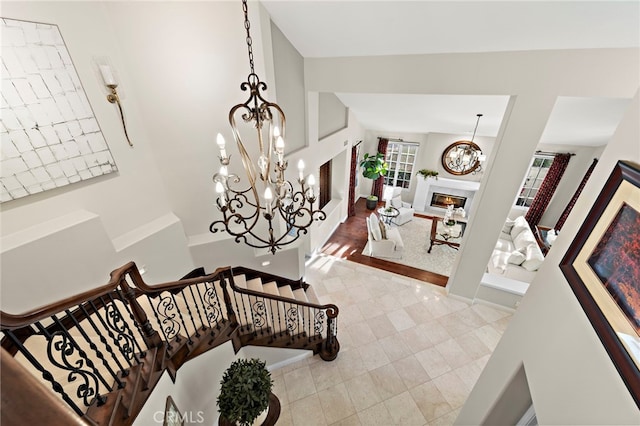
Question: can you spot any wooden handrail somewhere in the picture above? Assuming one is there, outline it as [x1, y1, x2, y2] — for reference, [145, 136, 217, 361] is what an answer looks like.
[0, 263, 229, 329]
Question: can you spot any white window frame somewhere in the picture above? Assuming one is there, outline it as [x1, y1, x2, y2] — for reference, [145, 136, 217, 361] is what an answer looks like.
[383, 141, 419, 190]
[514, 154, 554, 208]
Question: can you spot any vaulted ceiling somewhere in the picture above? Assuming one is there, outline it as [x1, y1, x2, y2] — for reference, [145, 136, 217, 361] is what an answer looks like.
[262, 1, 639, 145]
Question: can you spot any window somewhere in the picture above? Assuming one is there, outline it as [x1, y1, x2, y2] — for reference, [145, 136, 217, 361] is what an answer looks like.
[383, 142, 418, 189]
[515, 155, 554, 207]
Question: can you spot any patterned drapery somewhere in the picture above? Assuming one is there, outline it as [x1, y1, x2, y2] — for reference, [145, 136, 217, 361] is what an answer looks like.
[348, 145, 358, 217]
[525, 153, 572, 228]
[554, 158, 598, 231]
[372, 138, 389, 200]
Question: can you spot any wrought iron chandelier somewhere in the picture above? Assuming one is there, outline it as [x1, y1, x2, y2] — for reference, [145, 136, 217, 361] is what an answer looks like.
[441, 113, 487, 176]
[209, 0, 326, 254]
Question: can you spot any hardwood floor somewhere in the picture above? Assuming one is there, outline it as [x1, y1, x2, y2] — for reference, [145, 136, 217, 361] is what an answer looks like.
[319, 199, 449, 287]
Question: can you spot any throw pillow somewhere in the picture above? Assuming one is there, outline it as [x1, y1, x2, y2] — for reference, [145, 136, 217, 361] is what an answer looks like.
[522, 244, 545, 271]
[378, 219, 387, 239]
[391, 196, 403, 208]
[510, 216, 529, 240]
[502, 218, 516, 234]
[507, 250, 526, 265]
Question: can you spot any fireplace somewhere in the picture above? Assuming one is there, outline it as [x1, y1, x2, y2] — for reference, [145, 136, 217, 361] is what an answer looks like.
[413, 176, 480, 217]
[431, 192, 467, 209]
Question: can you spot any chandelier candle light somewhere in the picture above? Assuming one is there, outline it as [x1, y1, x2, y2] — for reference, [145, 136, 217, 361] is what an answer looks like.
[209, 0, 326, 254]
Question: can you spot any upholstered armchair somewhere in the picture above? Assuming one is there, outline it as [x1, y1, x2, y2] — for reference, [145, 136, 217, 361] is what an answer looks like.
[383, 186, 415, 226]
[365, 213, 404, 259]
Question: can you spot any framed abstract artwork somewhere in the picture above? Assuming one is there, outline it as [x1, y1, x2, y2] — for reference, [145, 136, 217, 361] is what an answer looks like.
[560, 160, 640, 407]
[1, 18, 117, 202]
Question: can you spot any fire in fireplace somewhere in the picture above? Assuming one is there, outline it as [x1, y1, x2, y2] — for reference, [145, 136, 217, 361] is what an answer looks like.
[431, 192, 467, 209]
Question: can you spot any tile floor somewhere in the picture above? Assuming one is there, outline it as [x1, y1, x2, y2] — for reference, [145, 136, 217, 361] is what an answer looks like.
[270, 254, 513, 426]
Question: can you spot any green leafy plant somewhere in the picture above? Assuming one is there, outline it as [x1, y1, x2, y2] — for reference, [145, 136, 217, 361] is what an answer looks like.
[359, 152, 389, 181]
[217, 358, 273, 426]
[417, 169, 439, 179]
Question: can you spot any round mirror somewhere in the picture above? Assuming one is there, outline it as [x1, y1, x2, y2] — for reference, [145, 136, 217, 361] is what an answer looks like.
[441, 141, 483, 175]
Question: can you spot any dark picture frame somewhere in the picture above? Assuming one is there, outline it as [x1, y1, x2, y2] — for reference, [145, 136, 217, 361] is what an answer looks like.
[560, 160, 640, 408]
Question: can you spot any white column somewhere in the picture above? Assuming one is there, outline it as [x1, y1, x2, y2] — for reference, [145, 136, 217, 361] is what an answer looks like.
[446, 94, 558, 300]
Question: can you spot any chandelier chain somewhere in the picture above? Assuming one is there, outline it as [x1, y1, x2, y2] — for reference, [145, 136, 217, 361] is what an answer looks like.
[242, 0, 255, 75]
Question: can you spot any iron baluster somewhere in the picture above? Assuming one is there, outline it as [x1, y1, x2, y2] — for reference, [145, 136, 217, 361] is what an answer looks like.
[201, 281, 222, 330]
[105, 293, 145, 357]
[4, 329, 84, 416]
[276, 297, 284, 337]
[79, 304, 128, 377]
[88, 299, 133, 369]
[102, 294, 141, 363]
[184, 287, 205, 334]
[145, 294, 173, 350]
[169, 292, 192, 345]
[35, 318, 108, 407]
[64, 308, 124, 389]
[153, 292, 182, 343]
[114, 288, 150, 354]
[50, 314, 113, 391]
[234, 280, 252, 333]
[250, 296, 268, 337]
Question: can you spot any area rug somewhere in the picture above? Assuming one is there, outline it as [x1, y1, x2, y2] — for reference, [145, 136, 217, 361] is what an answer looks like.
[363, 216, 459, 276]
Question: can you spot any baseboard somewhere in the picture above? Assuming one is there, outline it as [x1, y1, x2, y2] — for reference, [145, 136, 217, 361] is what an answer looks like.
[472, 298, 517, 314]
[266, 351, 314, 372]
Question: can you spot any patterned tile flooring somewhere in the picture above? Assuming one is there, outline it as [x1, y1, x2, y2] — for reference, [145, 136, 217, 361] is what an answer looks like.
[271, 254, 512, 425]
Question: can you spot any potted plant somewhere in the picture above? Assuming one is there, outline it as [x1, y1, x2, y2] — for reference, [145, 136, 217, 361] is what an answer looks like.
[417, 169, 438, 180]
[359, 152, 389, 210]
[217, 358, 274, 426]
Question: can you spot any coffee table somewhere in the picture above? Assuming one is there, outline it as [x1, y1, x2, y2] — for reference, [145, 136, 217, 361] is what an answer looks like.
[377, 206, 400, 225]
[428, 216, 467, 253]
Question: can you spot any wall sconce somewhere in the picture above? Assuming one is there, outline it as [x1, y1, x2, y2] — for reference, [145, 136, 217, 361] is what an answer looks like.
[99, 65, 133, 147]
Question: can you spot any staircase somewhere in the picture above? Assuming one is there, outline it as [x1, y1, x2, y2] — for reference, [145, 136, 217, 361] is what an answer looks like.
[0, 262, 340, 426]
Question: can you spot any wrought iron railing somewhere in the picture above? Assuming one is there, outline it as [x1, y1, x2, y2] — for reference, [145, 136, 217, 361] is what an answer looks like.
[0, 262, 339, 425]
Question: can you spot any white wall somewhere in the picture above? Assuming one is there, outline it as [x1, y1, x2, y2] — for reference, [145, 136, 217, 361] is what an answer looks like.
[318, 92, 348, 140]
[457, 91, 640, 426]
[0, 2, 197, 310]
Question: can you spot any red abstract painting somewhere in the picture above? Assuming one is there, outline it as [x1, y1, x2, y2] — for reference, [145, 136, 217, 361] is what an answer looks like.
[588, 203, 640, 335]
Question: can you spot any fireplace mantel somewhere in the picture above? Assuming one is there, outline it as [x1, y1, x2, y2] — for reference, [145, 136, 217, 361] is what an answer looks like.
[413, 177, 481, 216]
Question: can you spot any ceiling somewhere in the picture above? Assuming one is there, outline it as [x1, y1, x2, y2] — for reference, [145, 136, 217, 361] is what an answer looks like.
[261, 1, 639, 146]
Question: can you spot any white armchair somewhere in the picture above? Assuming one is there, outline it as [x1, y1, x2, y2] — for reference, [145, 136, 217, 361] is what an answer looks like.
[365, 213, 404, 259]
[384, 186, 415, 226]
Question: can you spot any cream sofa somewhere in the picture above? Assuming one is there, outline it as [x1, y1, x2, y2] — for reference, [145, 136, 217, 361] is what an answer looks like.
[365, 213, 404, 259]
[487, 215, 545, 283]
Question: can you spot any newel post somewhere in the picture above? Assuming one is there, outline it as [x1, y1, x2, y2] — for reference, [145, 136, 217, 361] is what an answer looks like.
[119, 278, 163, 348]
[220, 272, 238, 327]
[319, 306, 340, 361]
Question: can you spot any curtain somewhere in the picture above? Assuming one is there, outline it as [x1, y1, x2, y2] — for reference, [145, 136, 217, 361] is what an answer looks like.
[372, 138, 389, 200]
[554, 158, 598, 231]
[348, 145, 358, 217]
[525, 153, 572, 228]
